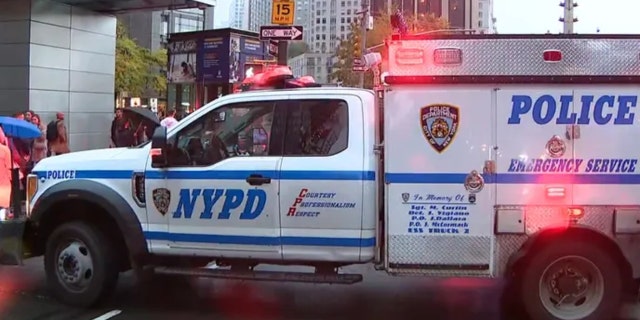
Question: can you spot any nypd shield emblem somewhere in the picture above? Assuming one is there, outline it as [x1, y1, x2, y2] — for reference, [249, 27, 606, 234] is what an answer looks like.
[420, 104, 460, 153]
[401, 193, 410, 203]
[152, 188, 171, 216]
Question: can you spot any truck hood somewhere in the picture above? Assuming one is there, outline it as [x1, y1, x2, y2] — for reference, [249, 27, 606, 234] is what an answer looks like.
[33, 147, 148, 173]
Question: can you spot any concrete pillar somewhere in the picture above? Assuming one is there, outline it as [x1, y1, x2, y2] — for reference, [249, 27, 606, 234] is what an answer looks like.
[0, 0, 116, 151]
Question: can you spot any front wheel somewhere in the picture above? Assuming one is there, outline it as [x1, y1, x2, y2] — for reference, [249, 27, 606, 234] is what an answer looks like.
[44, 222, 119, 308]
[519, 240, 623, 320]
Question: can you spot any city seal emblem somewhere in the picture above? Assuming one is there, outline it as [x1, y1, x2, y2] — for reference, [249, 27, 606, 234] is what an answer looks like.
[420, 104, 460, 153]
[545, 135, 566, 158]
[152, 188, 171, 216]
[402, 193, 410, 203]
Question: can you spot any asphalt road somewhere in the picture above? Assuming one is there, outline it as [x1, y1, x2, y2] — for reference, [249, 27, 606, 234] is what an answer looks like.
[0, 257, 638, 320]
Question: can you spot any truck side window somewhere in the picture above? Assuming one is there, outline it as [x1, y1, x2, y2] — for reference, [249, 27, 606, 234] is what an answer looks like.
[283, 99, 349, 156]
[165, 101, 278, 167]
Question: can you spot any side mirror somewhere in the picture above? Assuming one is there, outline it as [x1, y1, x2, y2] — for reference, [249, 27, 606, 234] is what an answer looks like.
[151, 126, 168, 168]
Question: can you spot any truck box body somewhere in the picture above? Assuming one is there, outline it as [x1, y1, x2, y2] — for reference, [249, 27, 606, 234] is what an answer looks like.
[382, 35, 640, 277]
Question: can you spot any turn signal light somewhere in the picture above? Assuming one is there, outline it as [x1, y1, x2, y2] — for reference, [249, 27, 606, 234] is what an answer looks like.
[567, 207, 584, 219]
[25, 174, 38, 216]
[150, 148, 162, 156]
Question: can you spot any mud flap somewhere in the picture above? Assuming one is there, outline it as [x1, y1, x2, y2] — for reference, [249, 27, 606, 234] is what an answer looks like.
[0, 209, 27, 266]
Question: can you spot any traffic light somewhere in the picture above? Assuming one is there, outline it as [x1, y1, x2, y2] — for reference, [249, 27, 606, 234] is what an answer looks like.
[353, 32, 361, 58]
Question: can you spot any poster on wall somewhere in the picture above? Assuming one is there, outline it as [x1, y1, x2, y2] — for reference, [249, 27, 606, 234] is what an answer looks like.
[229, 34, 241, 83]
[167, 39, 197, 83]
[198, 36, 229, 82]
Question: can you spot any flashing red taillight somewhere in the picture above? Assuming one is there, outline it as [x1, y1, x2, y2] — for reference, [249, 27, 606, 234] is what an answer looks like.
[546, 186, 566, 198]
[543, 49, 563, 62]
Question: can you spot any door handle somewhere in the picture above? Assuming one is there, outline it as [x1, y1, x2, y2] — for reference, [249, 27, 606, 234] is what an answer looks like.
[246, 174, 271, 186]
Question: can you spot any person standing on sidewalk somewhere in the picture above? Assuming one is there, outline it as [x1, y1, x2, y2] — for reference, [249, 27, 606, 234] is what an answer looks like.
[47, 112, 70, 156]
[160, 109, 178, 129]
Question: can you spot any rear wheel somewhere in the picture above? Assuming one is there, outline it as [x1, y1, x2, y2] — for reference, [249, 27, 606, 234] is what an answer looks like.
[44, 222, 119, 308]
[519, 240, 622, 320]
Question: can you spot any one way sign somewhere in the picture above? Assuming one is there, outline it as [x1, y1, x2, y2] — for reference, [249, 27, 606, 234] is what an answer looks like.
[260, 25, 303, 41]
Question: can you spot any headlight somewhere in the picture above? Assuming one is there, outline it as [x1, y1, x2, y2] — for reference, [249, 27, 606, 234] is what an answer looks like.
[25, 174, 38, 216]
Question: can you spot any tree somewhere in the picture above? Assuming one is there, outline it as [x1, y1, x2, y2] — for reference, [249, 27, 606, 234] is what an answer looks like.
[288, 42, 309, 59]
[115, 22, 168, 99]
[331, 11, 449, 88]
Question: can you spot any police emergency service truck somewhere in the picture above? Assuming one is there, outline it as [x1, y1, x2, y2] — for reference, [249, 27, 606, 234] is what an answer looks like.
[3, 34, 640, 320]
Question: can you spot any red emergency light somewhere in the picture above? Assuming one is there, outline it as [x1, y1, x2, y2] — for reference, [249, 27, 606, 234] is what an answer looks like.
[237, 66, 320, 92]
[543, 49, 563, 62]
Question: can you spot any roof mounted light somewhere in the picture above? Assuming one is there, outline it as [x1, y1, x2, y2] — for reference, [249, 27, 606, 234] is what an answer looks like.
[543, 49, 562, 62]
[433, 48, 462, 65]
[395, 48, 424, 65]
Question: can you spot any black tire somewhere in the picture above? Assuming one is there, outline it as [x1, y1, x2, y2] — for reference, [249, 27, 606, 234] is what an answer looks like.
[519, 240, 622, 320]
[44, 222, 119, 308]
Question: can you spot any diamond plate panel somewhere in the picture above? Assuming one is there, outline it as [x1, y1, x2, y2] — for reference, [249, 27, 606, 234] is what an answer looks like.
[495, 235, 527, 276]
[388, 235, 492, 265]
[390, 206, 638, 277]
[387, 268, 493, 278]
[388, 38, 640, 77]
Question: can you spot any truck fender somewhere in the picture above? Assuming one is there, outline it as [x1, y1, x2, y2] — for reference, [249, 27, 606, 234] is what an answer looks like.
[30, 179, 148, 263]
[504, 225, 631, 280]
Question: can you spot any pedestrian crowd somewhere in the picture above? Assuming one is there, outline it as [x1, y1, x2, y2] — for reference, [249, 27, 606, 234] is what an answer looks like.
[0, 107, 184, 208]
[0, 111, 69, 207]
[110, 108, 178, 148]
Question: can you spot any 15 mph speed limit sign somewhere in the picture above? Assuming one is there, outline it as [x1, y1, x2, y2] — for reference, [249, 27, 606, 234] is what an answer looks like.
[271, 0, 295, 25]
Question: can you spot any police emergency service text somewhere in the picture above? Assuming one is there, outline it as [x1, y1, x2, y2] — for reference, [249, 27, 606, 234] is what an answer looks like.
[508, 94, 638, 125]
[508, 158, 638, 173]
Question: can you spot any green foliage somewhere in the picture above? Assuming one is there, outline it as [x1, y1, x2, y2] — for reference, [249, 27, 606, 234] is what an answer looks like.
[115, 22, 168, 97]
[288, 42, 309, 59]
[331, 11, 449, 88]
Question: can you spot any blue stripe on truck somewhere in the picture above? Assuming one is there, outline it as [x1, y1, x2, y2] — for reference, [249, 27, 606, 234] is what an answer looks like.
[144, 231, 376, 247]
[34, 170, 376, 181]
[385, 173, 640, 184]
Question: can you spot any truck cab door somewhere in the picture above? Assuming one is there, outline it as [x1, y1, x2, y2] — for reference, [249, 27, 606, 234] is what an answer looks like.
[278, 94, 370, 263]
[144, 97, 287, 261]
[385, 87, 494, 276]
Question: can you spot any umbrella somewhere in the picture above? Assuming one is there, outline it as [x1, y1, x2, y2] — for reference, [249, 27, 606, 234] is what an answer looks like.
[122, 107, 160, 126]
[0, 117, 41, 139]
[0, 117, 41, 218]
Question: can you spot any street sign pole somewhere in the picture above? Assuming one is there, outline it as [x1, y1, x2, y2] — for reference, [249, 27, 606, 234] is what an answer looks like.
[259, 25, 303, 66]
[270, 0, 296, 66]
[277, 41, 288, 65]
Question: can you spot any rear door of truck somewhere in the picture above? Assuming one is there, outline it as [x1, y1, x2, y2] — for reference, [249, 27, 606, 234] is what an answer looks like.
[383, 84, 495, 276]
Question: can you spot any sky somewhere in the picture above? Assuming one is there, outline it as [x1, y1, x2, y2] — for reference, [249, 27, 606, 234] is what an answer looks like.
[213, 0, 231, 29]
[214, 0, 640, 34]
[494, 0, 640, 34]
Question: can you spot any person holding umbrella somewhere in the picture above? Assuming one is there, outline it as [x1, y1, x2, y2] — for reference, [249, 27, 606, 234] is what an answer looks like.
[0, 127, 13, 208]
[0, 116, 41, 215]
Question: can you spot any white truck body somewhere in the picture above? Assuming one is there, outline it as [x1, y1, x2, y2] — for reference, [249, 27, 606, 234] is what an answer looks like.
[10, 34, 640, 319]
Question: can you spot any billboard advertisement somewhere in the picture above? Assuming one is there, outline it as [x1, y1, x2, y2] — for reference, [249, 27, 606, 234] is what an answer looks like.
[167, 39, 197, 83]
[229, 34, 241, 83]
[227, 35, 267, 84]
[198, 36, 229, 83]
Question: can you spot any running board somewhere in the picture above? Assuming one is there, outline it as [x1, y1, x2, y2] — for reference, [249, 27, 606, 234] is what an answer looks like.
[154, 266, 363, 285]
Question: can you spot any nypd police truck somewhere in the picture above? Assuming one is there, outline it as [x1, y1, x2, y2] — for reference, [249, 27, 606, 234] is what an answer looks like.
[3, 34, 640, 320]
